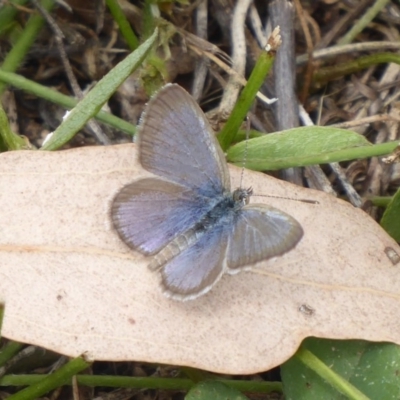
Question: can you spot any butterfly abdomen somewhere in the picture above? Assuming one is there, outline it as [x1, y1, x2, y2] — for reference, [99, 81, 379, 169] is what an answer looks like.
[148, 226, 204, 271]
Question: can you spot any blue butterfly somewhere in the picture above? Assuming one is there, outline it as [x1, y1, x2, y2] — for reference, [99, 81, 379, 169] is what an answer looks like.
[111, 84, 303, 300]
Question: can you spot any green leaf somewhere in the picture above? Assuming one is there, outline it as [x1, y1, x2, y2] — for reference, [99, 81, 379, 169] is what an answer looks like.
[350, 343, 400, 398]
[380, 187, 400, 242]
[227, 126, 387, 171]
[282, 338, 400, 400]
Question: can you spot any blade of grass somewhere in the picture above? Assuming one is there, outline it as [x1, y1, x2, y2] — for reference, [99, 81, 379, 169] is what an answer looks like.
[41, 28, 158, 150]
[6, 356, 91, 400]
[337, 0, 391, 46]
[0, 69, 136, 136]
[0, 304, 3, 335]
[0, 103, 30, 150]
[0, 374, 280, 393]
[0, 0, 30, 37]
[370, 196, 391, 208]
[0, 342, 24, 368]
[0, 0, 55, 94]
[218, 48, 275, 151]
[105, 0, 139, 50]
[314, 53, 400, 85]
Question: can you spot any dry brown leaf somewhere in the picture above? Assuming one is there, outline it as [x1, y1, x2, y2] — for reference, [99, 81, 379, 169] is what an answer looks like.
[0, 144, 399, 374]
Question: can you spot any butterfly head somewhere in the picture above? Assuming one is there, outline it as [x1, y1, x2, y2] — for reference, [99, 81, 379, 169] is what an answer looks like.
[232, 187, 253, 207]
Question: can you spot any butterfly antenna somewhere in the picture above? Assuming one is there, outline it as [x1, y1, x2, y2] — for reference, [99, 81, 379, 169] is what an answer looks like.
[254, 193, 319, 205]
[240, 116, 250, 189]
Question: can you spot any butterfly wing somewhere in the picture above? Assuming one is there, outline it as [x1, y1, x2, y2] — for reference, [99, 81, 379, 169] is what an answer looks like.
[154, 203, 303, 299]
[138, 84, 230, 197]
[111, 178, 218, 255]
[158, 223, 231, 300]
[226, 205, 304, 271]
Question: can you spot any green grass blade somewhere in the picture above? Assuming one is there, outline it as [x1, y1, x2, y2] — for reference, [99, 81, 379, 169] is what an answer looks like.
[218, 49, 275, 151]
[41, 28, 158, 150]
[0, 0, 55, 94]
[6, 356, 91, 400]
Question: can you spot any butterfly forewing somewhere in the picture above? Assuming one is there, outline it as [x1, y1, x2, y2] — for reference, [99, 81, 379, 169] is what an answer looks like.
[138, 84, 230, 198]
[226, 205, 304, 271]
[112, 178, 217, 255]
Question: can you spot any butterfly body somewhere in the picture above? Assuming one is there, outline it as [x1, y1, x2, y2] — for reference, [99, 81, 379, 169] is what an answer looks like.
[111, 84, 304, 300]
[148, 187, 250, 271]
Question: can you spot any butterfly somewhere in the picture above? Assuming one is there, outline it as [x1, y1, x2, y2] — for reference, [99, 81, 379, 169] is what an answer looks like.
[111, 84, 303, 300]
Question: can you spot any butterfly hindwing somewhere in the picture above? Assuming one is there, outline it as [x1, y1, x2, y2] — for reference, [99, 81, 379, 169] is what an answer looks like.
[159, 222, 231, 300]
[226, 205, 304, 271]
